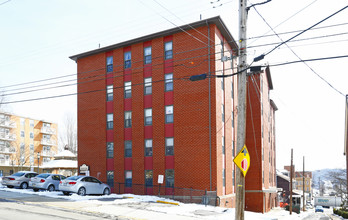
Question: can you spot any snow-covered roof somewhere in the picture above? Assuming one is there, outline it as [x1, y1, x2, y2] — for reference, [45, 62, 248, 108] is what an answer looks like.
[277, 171, 290, 182]
[54, 150, 76, 159]
[41, 159, 77, 169]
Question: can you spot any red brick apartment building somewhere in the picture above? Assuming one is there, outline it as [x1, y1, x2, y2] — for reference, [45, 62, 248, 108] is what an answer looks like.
[245, 67, 278, 212]
[70, 16, 277, 211]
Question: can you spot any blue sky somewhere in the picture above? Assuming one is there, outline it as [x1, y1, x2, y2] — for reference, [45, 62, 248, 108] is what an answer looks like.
[1, 0, 347, 171]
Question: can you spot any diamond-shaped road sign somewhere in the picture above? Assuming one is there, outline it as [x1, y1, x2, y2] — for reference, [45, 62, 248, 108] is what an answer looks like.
[233, 145, 250, 176]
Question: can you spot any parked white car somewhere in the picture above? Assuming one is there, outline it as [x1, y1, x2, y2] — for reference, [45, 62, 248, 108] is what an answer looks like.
[1, 171, 38, 189]
[29, 173, 67, 192]
[59, 175, 110, 196]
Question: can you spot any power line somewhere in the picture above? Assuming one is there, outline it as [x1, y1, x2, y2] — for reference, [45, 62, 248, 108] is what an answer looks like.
[248, 22, 348, 40]
[1, 67, 236, 105]
[256, 4, 348, 60]
[251, 4, 347, 97]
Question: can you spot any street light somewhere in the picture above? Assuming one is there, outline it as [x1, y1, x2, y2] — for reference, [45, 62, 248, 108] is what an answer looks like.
[37, 152, 40, 173]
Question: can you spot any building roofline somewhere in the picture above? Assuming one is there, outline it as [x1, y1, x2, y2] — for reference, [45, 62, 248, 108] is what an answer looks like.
[69, 16, 238, 62]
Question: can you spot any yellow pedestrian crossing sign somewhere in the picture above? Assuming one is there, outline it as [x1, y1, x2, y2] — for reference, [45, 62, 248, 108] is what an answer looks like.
[233, 145, 250, 176]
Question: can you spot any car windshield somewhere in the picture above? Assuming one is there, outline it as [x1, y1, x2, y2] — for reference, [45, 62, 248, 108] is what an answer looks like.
[66, 176, 82, 181]
[12, 172, 26, 177]
[37, 174, 50, 179]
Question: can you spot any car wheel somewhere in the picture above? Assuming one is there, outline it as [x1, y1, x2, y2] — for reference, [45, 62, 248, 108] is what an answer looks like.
[77, 187, 86, 196]
[20, 182, 28, 189]
[103, 188, 110, 195]
[47, 185, 55, 192]
[63, 191, 70, 196]
[33, 188, 39, 192]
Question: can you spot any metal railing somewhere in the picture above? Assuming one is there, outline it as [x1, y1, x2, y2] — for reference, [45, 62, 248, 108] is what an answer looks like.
[113, 182, 217, 206]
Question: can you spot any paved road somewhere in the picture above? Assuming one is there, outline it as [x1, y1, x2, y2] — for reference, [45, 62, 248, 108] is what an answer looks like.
[0, 191, 127, 220]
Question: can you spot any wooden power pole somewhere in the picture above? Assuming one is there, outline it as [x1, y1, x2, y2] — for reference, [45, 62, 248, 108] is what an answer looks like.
[235, 0, 248, 219]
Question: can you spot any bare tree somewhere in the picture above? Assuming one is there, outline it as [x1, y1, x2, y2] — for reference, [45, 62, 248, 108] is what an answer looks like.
[10, 142, 31, 172]
[326, 169, 347, 205]
[59, 112, 77, 154]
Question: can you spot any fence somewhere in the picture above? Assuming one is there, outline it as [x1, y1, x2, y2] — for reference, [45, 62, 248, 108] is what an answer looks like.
[113, 182, 217, 206]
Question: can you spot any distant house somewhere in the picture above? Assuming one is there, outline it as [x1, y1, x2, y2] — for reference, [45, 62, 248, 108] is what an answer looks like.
[277, 171, 291, 203]
[41, 148, 77, 176]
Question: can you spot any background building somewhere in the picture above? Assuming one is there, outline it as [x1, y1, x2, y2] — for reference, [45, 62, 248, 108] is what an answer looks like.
[70, 16, 277, 210]
[245, 67, 278, 213]
[0, 111, 58, 175]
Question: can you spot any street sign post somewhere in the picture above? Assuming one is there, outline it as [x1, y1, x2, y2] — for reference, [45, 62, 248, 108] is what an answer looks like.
[233, 145, 250, 176]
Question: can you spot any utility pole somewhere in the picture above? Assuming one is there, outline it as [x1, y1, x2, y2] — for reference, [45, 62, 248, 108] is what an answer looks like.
[235, 0, 248, 219]
[290, 149, 293, 215]
[303, 156, 305, 211]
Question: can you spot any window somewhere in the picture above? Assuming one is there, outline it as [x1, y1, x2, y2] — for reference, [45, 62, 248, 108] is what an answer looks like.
[144, 77, 152, 95]
[124, 81, 131, 98]
[221, 78, 224, 90]
[144, 47, 152, 64]
[164, 41, 173, 60]
[165, 169, 174, 188]
[107, 114, 113, 130]
[145, 139, 152, 156]
[222, 136, 225, 155]
[165, 73, 173, 91]
[124, 51, 131, 69]
[106, 85, 113, 101]
[125, 171, 132, 187]
[232, 141, 235, 157]
[125, 141, 132, 157]
[29, 144, 34, 153]
[223, 168, 226, 187]
[29, 120, 34, 127]
[144, 109, 152, 126]
[30, 132, 34, 139]
[107, 142, 114, 158]
[232, 111, 234, 128]
[222, 104, 225, 122]
[165, 106, 173, 123]
[20, 118, 25, 126]
[232, 170, 235, 186]
[20, 131, 24, 137]
[145, 170, 153, 187]
[107, 171, 114, 187]
[106, 56, 113, 72]
[124, 111, 132, 128]
[165, 137, 174, 156]
[231, 81, 234, 99]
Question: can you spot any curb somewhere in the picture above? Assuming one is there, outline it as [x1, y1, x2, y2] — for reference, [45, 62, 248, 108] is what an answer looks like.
[156, 200, 179, 206]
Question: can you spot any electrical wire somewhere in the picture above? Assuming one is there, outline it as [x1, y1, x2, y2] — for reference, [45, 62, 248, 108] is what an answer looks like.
[251, 4, 347, 97]
[1, 66, 237, 105]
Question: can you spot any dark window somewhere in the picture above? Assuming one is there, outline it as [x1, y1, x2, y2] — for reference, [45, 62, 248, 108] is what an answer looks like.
[124, 82, 131, 98]
[164, 41, 173, 60]
[145, 170, 153, 187]
[165, 169, 174, 188]
[107, 114, 113, 130]
[165, 106, 173, 123]
[165, 73, 173, 92]
[145, 139, 152, 156]
[124, 51, 131, 69]
[144, 109, 152, 126]
[222, 104, 225, 122]
[107, 171, 114, 187]
[107, 85, 113, 101]
[222, 136, 225, 155]
[106, 56, 113, 72]
[165, 137, 174, 156]
[223, 169, 226, 187]
[125, 171, 132, 187]
[144, 47, 152, 64]
[124, 111, 132, 128]
[125, 141, 132, 157]
[144, 78, 152, 95]
[107, 142, 114, 158]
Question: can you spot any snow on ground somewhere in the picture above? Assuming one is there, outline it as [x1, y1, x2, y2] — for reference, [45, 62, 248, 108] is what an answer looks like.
[0, 179, 317, 219]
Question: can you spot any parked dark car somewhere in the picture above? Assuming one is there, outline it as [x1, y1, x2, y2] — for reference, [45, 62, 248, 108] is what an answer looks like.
[59, 175, 110, 196]
[29, 173, 67, 192]
[1, 171, 38, 189]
